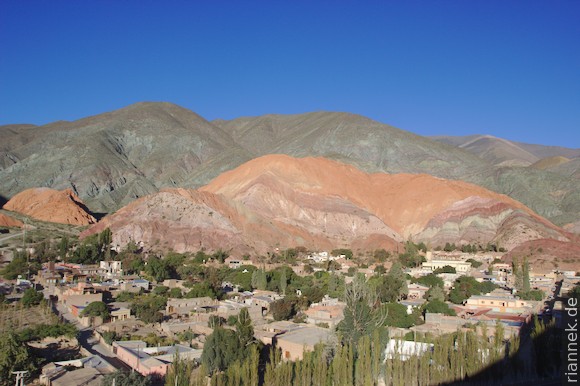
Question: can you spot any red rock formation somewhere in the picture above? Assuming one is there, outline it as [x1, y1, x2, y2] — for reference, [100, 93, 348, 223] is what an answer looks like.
[0, 213, 23, 227]
[83, 155, 570, 254]
[4, 188, 96, 225]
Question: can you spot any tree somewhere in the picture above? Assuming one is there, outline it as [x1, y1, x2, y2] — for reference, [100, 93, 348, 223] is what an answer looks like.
[337, 274, 385, 346]
[80, 301, 110, 320]
[235, 307, 254, 350]
[413, 273, 444, 289]
[375, 275, 404, 303]
[513, 257, 523, 292]
[201, 327, 242, 374]
[388, 261, 408, 300]
[279, 269, 287, 296]
[101, 369, 151, 386]
[424, 299, 455, 315]
[131, 296, 165, 324]
[153, 285, 169, 295]
[382, 302, 417, 328]
[212, 249, 229, 264]
[251, 269, 267, 290]
[1, 254, 28, 280]
[373, 249, 390, 262]
[208, 315, 225, 328]
[145, 256, 169, 282]
[425, 285, 445, 302]
[271, 298, 296, 321]
[168, 287, 183, 298]
[466, 258, 482, 268]
[449, 276, 481, 304]
[522, 257, 531, 292]
[21, 288, 43, 307]
[0, 332, 36, 386]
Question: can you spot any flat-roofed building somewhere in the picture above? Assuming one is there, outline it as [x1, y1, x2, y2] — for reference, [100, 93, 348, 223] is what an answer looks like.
[275, 326, 333, 361]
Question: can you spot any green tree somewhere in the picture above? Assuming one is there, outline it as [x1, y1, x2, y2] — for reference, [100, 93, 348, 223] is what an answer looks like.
[101, 369, 151, 386]
[0, 332, 36, 386]
[212, 249, 229, 264]
[413, 273, 444, 288]
[21, 288, 43, 307]
[425, 285, 445, 302]
[522, 256, 531, 293]
[153, 285, 169, 295]
[279, 268, 287, 296]
[201, 326, 242, 375]
[466, 258, 482, 268]
[513, 257, 523, 292]
[337, 274, 385, 346]
[80, 301, 110, 320]
[145, 256, 169, 282]
[270, 298, 296, 321]
[251, 269, 267, 290]
[449, 276, 481, 304]
[373, 249, 390, 262]
[1, 254, 28, 280]
[168, 287, 183, 298]
[389, 261, 408, 299]
[381, 302, 420, 328]
[235, 307, 255, 351]
[424, 299, 456, 315]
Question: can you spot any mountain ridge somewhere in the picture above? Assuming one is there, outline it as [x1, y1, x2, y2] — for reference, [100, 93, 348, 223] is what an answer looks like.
[2, 102, 579, 230]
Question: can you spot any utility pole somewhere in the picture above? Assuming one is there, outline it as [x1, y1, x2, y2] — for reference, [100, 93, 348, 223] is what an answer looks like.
[12, 370, 28, 386]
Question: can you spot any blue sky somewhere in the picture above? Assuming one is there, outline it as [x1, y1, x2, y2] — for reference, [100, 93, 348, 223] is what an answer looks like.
[1, 1, 579, 147]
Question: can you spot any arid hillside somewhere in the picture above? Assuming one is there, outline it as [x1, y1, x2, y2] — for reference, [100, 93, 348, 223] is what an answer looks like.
[4, 188, 96, 225]
[2, 103, 579, 230]
[83, 155, 570, 255]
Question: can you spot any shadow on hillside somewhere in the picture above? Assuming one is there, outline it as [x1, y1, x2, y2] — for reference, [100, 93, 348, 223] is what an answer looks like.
[0, 194, 7, 208]
[91, 212, 109, 221]
[440, 293, 568, 385]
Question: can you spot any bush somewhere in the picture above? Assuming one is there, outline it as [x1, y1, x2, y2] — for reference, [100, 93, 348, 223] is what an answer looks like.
[102, 331, 117, 345]
[21, 288, 44, 307]
[518, 289, 544, 301]
[466, 258, 482, 268]
[433, 265, 456, 274]
[424, 299, 456, 316]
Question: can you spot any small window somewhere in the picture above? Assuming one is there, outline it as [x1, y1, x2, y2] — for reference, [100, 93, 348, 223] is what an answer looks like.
[285, 351, 291, 359]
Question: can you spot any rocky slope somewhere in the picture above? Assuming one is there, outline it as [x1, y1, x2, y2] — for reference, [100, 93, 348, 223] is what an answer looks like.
[0, 212, 23, 228]
[2, 103, 578, 229]
[4, 188, 96, 225]
[0, 103, 251, 213]
[215, 115, 580, 229]
[83, 155, 569, 255]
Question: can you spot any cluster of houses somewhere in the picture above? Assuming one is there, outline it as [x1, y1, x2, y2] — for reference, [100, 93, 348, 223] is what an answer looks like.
[27, 248, 579, 383]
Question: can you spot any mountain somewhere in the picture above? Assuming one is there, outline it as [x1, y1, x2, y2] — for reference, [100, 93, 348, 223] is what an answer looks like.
[0, 102, 252, 213]
[213, 112, 490, 179]
[83, 155, 569, 255]
[431, 134, 580, 166]
[214, 115, 580, 230]
[4, 188, 96, 225]
[2, 103, 579, 230]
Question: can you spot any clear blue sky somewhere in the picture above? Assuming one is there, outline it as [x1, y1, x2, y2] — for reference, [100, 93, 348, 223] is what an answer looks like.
[1, 1, 579, 147]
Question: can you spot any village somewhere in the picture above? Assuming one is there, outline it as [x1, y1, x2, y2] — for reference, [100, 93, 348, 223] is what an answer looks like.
[1, 239, 575, 385]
